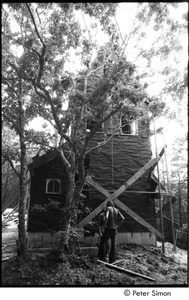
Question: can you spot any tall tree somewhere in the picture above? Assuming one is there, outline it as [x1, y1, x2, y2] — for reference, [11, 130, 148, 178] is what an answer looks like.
[2, 4, 52, 256]
[2, 3, 156, 235]
[3, 3, 186, 253]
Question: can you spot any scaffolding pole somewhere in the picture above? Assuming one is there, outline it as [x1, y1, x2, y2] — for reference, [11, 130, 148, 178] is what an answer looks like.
[153, 119, 165, 253]
[162, 131, 177, 252]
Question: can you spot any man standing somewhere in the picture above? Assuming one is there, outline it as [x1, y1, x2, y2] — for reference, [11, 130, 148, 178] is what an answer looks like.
[98, 208, 110, 261]
[98, 200, 125, 263]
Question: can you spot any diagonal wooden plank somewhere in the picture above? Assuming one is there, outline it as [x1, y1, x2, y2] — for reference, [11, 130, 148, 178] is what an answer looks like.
[78, 176, 164, 239]
[77, 177, 112, 227]
[107, 149, 164, 202]
[78, 148, 164, 228]
[114, 198, 164, 239]
[97, 260, 155, 281]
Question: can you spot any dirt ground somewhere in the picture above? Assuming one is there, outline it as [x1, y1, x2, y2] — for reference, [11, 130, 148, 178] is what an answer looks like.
[1, 212, 188, 287]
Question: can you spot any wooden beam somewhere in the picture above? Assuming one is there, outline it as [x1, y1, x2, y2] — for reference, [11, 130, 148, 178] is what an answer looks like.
[97, 260, 155, 282]
[114, 198, 164, 239]
[153, 120, 165, 253]
[161, 195, 177, 211]
[156, 213, 180, 229]
[112, 190, 171, 195]
[78, 149, 164, 227]
[82, 189, 172, 195]
[77, 177, 112, 226]
[78, 176, 164, 240]
[107, 152, 164, 203]
[162, 132, 176, 252]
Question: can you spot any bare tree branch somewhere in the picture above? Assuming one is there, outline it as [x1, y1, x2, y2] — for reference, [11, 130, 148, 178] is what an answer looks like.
[86, 134, 114, 154]
[26, 3, 45, 47]
[31, 81, 80, 156]
[2, 76, 20, 81]
[2, 80, 19, 98]
[58, 147, 71, 170]
[84, 102, 123, 154]
[7, 61, 20, 75]
[26, 3, 46, 84]
[35, 7, 41, 24]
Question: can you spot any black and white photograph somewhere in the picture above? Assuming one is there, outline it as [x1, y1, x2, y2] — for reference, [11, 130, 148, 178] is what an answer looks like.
[1, 2, 188, 296]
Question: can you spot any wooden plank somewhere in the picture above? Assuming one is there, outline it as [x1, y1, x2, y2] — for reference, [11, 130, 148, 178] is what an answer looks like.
[110, 153, 164, 201]
[97, 260, 155, 282]
[162, 195, 177, 211]
[111, 259, 125, 265]
[78, 176, 164, 240]
[156, 213, 180, 229]
[153, 120, 165, 253]
[114, 190, 171, 195]
[162, 132, 176, 252]
[78, 150, 164, 228]
[114, 198, 164, 239]
[78, 177, 111, 227]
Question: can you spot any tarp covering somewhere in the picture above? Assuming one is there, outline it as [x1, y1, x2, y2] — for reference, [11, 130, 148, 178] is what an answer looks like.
[28, 117, 156, 233]
[84, 133, 156, 232]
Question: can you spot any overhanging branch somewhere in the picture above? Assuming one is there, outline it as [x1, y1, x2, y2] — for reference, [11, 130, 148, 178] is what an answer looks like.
[26, 3, 46, 84]
[26, 3, 45, 47]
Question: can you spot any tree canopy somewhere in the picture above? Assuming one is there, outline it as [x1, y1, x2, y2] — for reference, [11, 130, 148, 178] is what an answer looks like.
[2, 3, 187, 253]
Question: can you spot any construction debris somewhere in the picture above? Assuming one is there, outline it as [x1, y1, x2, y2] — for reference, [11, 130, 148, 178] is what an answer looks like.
[97, 259, 155, 282]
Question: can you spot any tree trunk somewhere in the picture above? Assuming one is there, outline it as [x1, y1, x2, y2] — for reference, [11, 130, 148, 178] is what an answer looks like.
[17, 78, 27, 258]
[177, 172, 183, 228]
[2, 162, 10, 206]
[18, 143, 27, 257]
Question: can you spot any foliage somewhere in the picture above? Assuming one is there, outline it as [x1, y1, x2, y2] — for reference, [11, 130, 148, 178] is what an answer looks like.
[1, 3, 187, 255]
[2, 2, 158, 228]
[53, 227, 84, 255]
[2, 243, 187, 286]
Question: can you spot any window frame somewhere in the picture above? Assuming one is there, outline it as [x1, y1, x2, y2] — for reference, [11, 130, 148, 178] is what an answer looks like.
[46, 178, 61, 194]
[121, 117, 138, 135]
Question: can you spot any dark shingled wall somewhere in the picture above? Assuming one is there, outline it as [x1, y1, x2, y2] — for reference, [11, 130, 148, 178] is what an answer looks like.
[28, 109, 156, 233]
[85, 118, 156, 232]
[28, 156, 69, 232]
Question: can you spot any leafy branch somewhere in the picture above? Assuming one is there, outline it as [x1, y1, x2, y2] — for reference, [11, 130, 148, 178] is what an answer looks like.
[26, 3, 46, 84]
[26, 3, 45, 47]
[2, 80, 19, 98]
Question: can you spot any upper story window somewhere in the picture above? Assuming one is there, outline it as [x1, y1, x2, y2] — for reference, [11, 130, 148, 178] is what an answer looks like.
[121, 117, 138, 135]
[86, 119, 103, 133]
[46, 179, 61, 194]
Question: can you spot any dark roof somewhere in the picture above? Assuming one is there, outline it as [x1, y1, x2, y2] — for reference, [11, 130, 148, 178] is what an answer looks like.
[28, 148, 60, 170]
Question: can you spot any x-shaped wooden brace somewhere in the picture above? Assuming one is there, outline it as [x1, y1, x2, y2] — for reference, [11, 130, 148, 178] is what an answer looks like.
[78, 148, 165, 240]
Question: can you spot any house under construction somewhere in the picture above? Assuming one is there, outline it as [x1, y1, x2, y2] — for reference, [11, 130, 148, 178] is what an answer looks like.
[2, 105, 178, 251]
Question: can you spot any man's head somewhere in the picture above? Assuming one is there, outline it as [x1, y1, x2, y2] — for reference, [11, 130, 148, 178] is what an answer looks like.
[107, 200, 114, 207]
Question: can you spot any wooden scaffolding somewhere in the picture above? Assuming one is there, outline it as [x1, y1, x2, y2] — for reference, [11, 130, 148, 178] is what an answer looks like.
[78, 119, 178, 253]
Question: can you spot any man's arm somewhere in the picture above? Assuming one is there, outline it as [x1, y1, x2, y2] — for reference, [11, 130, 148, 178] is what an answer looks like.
[104, 209, 109, 228]
[98, 225, 102, 237]
[98, 214, 103, 236]
[117, 211, 125, 230]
